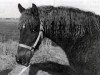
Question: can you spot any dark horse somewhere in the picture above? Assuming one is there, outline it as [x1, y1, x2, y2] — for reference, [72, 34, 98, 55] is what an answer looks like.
[16, 3, 100, 75]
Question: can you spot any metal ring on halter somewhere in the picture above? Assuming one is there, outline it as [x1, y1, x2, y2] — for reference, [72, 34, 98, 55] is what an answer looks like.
[30, 46, 35, 52]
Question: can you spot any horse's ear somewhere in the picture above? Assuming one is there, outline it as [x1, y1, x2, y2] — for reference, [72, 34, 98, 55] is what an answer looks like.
[31, 4, 39, 16]
[18, 3, 25, 13]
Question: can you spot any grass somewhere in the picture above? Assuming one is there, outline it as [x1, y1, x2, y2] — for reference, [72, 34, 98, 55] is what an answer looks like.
[0, 19, 19, 71]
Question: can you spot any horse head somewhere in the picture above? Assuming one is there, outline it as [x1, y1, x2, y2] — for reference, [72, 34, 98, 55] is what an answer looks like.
[16, 3, 43, 66]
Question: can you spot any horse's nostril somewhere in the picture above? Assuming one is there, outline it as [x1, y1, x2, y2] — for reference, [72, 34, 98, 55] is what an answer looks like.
[16, 57, 20, 62]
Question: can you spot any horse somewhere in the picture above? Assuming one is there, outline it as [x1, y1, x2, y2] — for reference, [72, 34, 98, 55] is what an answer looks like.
[16, 3, 100, 75]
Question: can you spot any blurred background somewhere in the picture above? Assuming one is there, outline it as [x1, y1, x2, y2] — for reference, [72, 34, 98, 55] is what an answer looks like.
[0, 0, 100, 18]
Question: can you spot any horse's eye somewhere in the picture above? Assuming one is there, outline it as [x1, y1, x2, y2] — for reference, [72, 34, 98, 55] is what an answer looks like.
[33, 30, 35, 32]
[22, 24, 25, 29]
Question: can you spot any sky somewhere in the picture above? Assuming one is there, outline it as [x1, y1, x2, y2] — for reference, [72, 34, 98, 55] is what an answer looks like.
[0, 0, 100, 18]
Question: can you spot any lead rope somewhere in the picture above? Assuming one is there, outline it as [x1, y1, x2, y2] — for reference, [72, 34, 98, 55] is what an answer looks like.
[18, 20, 44, 75]
[18, 65, 30, 75]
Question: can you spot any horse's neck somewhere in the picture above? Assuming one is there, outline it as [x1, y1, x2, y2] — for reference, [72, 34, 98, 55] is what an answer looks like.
[43, 25, 64, 50]
[43, 24, 56, 43]
[43, 23, 75, 51]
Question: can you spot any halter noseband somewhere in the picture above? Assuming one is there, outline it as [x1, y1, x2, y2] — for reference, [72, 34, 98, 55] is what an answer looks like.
[19, 20, 44, 52]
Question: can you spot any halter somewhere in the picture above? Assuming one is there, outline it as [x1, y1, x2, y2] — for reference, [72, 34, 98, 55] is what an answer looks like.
[19, 20, 44, 52]
[17, 20, 44, 75]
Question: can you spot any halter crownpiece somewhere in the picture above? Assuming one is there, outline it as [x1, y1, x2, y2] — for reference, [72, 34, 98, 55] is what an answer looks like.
[18, 19, 44, 52]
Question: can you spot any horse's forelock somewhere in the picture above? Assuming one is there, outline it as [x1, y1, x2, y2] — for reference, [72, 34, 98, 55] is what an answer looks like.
[18, 8, 34, 29]
[22, 8, 33, 15]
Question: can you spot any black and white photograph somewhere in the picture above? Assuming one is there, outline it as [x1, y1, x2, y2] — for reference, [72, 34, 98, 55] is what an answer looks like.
[0, 0, 100, 75]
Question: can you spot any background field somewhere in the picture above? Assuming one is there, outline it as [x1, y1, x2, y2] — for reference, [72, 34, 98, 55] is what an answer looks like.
[0, 19, 19, 42]
[0, 18, 19, 71]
